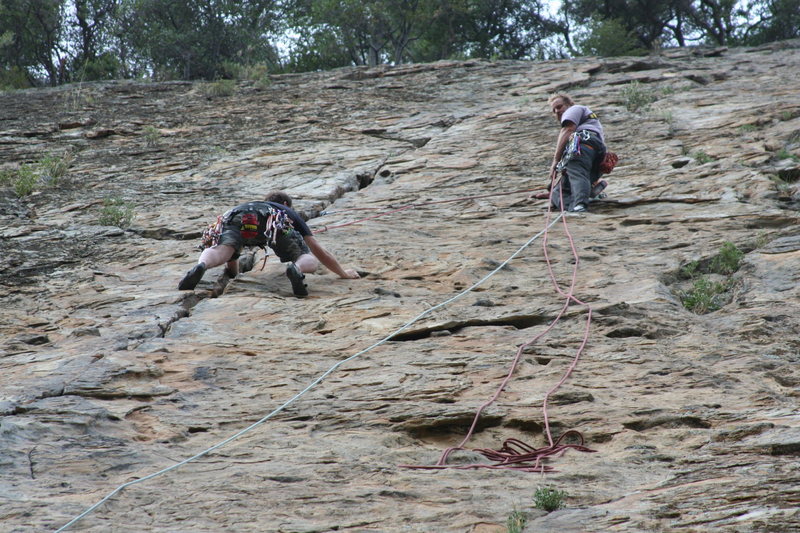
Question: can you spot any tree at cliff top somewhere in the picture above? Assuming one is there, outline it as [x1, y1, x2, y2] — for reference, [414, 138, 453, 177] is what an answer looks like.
[0, 0, 67, 86]
[1, 0, 798, 85]
[554, 0, 800, 54]
[117, 0, 283, 80]
[283, 0, 561, 70]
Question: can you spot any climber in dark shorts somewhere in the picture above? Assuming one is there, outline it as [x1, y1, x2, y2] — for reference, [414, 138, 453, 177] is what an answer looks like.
[178, 191, 359, 296]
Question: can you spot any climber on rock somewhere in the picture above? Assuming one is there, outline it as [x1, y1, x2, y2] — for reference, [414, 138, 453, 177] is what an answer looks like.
[543, 93, 608, 213]
[178, 191, 360, 296]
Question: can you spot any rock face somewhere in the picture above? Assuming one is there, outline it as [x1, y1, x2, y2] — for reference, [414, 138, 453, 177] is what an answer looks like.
[2, 42, 799, 533]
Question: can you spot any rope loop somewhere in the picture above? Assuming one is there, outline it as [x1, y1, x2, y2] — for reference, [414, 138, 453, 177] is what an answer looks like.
[402, 182, 595, 473]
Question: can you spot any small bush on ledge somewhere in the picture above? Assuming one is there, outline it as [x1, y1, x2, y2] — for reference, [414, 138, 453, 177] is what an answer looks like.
[533, 486, 567, 512]
[676, 241, 744, 314]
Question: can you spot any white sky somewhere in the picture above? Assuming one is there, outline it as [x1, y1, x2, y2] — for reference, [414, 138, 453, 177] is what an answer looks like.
[544, 0, 562, 17]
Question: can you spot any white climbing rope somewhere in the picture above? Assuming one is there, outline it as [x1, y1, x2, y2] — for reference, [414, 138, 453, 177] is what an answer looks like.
[54, 212, 563, 532]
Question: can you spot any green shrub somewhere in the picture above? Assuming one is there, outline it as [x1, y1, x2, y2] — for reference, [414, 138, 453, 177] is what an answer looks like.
[12, 164, 38, 197]
[621, 81, 657, 112]
[506, 509, 527, 533]
[533, 486, 567, 513]
[79, 52, 122, 81]
[38, 154, 72, 185]
[0, 168, 14, 186]
[201, 79, 236, 98]
[99, 197, 135, 228]
[255, 77, 273, 91]
[143, 125, 161, 147]
[677, 242, 743, 314]
[692, 150, 715, 164]
[710, 242, 744, 275]
[1, 154, 73, 196]
[679, 260, 700, 279]
[737, 124, 758, 133]
[776, 149, 799, 161]
[680, 277, 727, 314]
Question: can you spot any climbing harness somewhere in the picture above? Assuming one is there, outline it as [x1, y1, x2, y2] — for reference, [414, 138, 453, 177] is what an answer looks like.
[556, 129, 592, 172]
[553, 130, 617, 203]
[200, 204, 293, 255]
[198, 205, 295, 272]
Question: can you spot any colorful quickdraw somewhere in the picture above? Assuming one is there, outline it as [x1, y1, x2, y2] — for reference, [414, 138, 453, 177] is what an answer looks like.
[199, 215, 223, 250]
[264, 208, 291, 245]
[556, 130, 592, 172]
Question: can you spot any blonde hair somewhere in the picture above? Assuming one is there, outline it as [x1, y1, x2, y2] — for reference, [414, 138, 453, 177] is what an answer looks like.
[548, 93, 574, 107]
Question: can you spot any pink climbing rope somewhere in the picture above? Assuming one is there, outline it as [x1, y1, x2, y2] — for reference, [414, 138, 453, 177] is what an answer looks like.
[402, 175, 596, 472]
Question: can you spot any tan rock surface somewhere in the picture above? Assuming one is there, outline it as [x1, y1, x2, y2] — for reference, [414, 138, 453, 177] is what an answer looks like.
[1, 42, 799, 532]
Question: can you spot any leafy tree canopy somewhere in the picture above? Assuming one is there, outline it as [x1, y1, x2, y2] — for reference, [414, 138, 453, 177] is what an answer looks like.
[0, 0, 797, 86]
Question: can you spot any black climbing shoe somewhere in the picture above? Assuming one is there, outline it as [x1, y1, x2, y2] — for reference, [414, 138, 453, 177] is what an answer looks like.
[591, 179, 607, 199]
[178, 262, 207, 290]
[238, 251, 257, 274]
[285, 263, 308, 297]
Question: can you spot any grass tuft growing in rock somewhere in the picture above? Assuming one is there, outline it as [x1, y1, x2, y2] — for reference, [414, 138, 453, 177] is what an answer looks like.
[201, 79, 236, 98]
[677, 242, 744, 314]
[710, 241, 744, 275]
[38, 153, 72, 185]
[0, 153, 72, 197]
[533, 486, 567, 512]
[11, 164, 38, 196]
[679, 259, 700, 279]
[692, 150, 715, 164]
[99, 197, 135, 228]
[680, 277, 729, 313]
[776, 148, 799, 162]
[621, 81, 657, 112]
[506, 508, 527, 533]
[143, 125, 161, 147]
[63, 84, 94, 112]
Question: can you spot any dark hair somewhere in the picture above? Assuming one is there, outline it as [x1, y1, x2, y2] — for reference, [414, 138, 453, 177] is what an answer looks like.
[265, 190, 292, 207]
